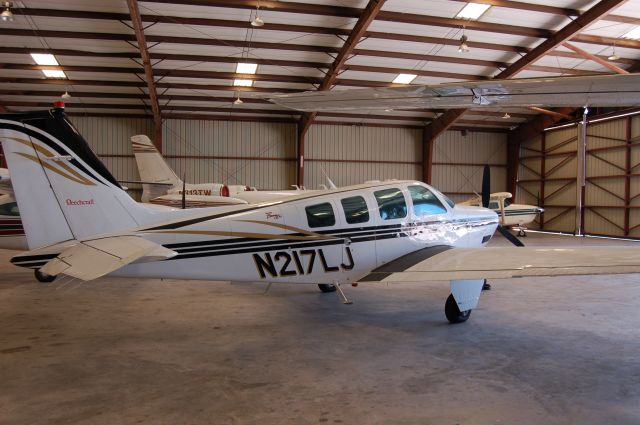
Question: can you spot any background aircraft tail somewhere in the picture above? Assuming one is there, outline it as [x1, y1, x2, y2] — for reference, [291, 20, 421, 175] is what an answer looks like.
[0, 106, 158, 249]
[131, 134, 182, 202]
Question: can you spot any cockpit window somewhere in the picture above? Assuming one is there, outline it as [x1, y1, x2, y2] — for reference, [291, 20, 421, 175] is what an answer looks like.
[374, 188, 407, 220]
[430, 187, 455, 208]
[489, 201, 499, 210]
[305, 202, 335, 228]
[408, 185, 447, 216]
[0, 201, 19, 216]
[341, 196, 369, 224]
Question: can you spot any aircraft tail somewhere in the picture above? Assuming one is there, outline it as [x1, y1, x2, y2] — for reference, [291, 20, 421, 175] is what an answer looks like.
[0, 106, 158, 249]
[131, 134, 181, 202]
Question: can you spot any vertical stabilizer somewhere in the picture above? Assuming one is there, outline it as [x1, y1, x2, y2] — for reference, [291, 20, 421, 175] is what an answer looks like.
[131, 134, 182, 202]
[0, 107, 155, 248]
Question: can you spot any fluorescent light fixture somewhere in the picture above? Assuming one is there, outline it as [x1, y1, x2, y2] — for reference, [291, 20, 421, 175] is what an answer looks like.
[233, 79, 253, 87]
[623, 26, 640, 40]
[392, 73, 417, 84]
[456, 3, 491, 20]
[236, 63, 258, 74]
[42, 69, 66, 78]
[31, 53, 59, 66]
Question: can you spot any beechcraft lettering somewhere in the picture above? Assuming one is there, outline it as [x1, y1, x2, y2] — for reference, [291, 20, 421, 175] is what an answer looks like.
[253, 247, 355, 279]
[65, 198, 95, 206]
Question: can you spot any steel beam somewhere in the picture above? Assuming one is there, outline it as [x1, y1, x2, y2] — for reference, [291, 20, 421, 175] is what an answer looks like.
[126, 0, 162, 151]
[296, 0, 386, 187]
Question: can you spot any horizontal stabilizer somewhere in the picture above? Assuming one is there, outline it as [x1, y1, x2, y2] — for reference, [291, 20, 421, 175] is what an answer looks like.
[362, 246, 640, 282]
[39, 236, 177, 281]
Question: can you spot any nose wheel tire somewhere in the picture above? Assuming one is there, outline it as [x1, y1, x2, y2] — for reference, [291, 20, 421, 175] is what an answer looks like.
[445, 293, 471, 324]
[34, 269, 57, 283]
[318, 284, 337, 293]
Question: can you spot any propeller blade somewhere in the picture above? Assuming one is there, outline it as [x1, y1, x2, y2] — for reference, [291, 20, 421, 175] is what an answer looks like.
[482, 164, 490, 209]
[497, 225, 525, 247]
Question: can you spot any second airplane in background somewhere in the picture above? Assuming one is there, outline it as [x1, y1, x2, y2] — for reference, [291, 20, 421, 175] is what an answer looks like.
[130, 135, 314, 207]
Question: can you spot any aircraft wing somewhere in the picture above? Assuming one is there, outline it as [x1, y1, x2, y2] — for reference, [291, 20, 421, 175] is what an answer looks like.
[361, 245, 640, 282]
[38, 235, 177, 280]
[268, 74, 640, 112]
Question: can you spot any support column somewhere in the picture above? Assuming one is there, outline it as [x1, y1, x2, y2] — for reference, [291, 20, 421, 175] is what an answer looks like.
[624, 116, 632, 236]
[422, 126, 434, 184]
[506, 141, 520, 201]
[540, 132, 546, 230]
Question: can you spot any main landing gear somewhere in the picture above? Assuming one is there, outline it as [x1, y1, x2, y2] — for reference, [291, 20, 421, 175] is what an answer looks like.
[317, 284, 337, 293]
[34, 269, 56, 283]
[445, 294, 472, 323]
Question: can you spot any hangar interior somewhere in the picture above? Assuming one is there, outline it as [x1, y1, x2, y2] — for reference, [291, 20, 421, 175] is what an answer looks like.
[1, 1, 640, 424]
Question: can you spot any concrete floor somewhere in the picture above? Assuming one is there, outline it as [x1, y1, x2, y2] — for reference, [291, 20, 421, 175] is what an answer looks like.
[1, 232, 639, 425]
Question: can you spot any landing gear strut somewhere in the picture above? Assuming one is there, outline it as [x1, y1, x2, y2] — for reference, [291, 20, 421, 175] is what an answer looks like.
[517, 228, 527, 237]
[445, 294, 472, 324]
[34, 269, 56, 283]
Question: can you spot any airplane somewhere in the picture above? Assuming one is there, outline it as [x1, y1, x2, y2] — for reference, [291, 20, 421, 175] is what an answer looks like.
[460, 192, 543, 236]
[130, 134, 314, 207]
[2, 100, 640, 325]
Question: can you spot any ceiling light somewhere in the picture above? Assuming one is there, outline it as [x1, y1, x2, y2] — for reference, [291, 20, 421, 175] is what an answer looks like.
[456, 3, 491, 20]
[1, 1, 13, 22]
[31, 53, 59, 66]
[392, 73, 417, 84]
[42, 69, 66, 78]
[233, 79, 253, 87]
[502, 112, 511, 119]
[251, 5, 264, 27]
[623, 26, 640, 40]
[458, 34, 470, 53]
[61, 91, 71, 99]
[236, 63, 258, 74]
[233, 96, 243, 105]
[607, 45, 620, 61]
[251, 16, 264, 27]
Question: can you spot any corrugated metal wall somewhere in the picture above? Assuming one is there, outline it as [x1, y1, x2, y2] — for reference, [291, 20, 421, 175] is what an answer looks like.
[432, 130, 507, 203]
[518, 114, 640, 237]
[71, 116, 153, 200]
[162, 119, 297, 190]
[68, 116, 510, 207]
[305, 124, 421, 189]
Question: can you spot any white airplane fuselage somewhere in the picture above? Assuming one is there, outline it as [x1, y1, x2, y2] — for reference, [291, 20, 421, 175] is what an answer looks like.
[15, 181, 498, 284]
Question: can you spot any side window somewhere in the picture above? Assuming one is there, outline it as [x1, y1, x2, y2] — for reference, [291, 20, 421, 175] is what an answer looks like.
[305, 202, 335, 228]
[488, 201, 499, 210]
[408, 185, 447, 216]
[0, 201, 19, 216]
[341, 196, 369, 224]
[374, 188, 407, 220]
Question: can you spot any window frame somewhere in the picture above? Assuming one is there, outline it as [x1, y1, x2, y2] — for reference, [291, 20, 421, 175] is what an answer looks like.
[374, 187, 408, 221]
[407, 185, 449, 217]
[304, 201, 337, 228]
[340, 195, 370, 225]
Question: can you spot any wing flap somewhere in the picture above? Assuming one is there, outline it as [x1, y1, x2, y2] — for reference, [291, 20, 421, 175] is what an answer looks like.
[363, 247, 640, 282]
[40, 235, 176, 280]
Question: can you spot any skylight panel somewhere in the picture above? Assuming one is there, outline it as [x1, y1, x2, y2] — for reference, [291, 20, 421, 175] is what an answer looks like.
[42, 69, 67, 78]
[236, 63, 258, 74]
[623, 26, 640, 40]
[392, 74, 417, 84]
[30, 53, 59, 66]
[233, 79, 254, 87]
[456, 3, 491, 20]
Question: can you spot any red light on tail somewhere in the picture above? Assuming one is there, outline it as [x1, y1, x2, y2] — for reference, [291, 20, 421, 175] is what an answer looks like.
[53, 101, 65, 109]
